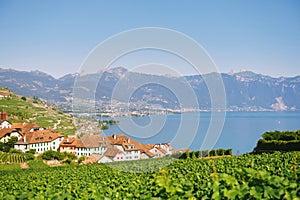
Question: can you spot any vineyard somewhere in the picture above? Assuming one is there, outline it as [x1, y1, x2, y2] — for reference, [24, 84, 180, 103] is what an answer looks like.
[0, 152, 299, 199]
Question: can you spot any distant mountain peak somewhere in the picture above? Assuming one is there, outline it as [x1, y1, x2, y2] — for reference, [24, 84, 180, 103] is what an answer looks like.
[58, 73, 79, 81]
[0, 67, 299, 111]
[105, 67, 128, 73]
[30, 70, 54, 78]
[104, 67, 128, 78]
[234, 71, 260, 77]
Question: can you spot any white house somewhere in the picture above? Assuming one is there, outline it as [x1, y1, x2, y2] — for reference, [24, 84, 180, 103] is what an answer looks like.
[149, 145, 167, 157]
[121, 143, 141, 160]
[104, 133, 173, 161]
[0, 120, 12, 129]
[103, 144, 125, 162]
[76, 135, 107, 157]
[98, 155, 113, 163]
[158, 143, 172, 155]
[59, 137, 80, 155]
[0, 128, 22, 143]
[148, 143, 172, 157]
[140, 150, 155, 159]
[105, 134, 141, 161]
[14, 130, 64, 153]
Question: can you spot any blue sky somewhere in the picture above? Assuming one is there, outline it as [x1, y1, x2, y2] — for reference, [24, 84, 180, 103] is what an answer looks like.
[0, 0, 299, 78]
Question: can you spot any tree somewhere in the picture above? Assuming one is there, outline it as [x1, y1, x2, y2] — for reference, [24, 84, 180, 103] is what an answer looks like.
[41, 150, 64, 160]
[21, 96, 27, 101]
[6, 137, 18, 148]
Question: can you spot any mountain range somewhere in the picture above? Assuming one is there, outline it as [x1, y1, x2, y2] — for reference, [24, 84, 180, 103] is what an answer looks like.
[0, 67, 299, 112]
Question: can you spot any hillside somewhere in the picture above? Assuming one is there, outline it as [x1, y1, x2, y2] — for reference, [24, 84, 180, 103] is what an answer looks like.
[0, 67, 299, 111]
[0, 88, 75, 135]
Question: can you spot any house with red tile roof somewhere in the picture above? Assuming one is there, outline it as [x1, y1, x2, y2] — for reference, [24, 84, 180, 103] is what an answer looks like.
[84, 144, 128, 163]
[148, 143, 173, 157]
[75, 134, 107, 157]
[58, 137, 81, 155]
[105, 134, 142, 161]
[103, 144, 125, 162]
[14, 129, 64, 153]
[0, 128, 23, 143]
[140, 149, 155, 159]
[149, 145, 167, 157]
[103, 133, 173, 161]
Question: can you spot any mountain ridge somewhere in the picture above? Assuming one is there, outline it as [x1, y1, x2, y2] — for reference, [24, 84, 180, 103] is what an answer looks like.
[0, 67, 299, 111]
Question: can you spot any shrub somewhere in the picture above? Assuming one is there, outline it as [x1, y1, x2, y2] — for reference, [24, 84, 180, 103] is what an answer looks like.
[41, 150, 64, 161]
[27, 149, 36, 154]
[63, 158, 72, 164]
[78, 156, 86, 164]
[63, 152, 77, 160]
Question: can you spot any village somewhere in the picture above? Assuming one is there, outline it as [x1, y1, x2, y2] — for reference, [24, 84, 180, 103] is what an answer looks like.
[0, 110, 174, 164]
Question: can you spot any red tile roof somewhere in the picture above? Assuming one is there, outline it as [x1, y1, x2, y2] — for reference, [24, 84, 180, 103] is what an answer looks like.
[0, 128, 20, 139]
[21, 123, 40, 132]
[11, 123, 24, 129]
[140, 149, 155, 158]
[104, 144, 123, 157]
[103, 134, 172, 157]
[76, 135, 107, 148]
[59, 137, 81, 148]
[154, 146, 167, 154]
[18, 129, 63, 144]
[105, 134, 154, 153]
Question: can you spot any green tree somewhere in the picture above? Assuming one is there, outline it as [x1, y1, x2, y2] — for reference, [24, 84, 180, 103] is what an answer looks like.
[6, 137, 18, 149]
[41, 150, 64, 160]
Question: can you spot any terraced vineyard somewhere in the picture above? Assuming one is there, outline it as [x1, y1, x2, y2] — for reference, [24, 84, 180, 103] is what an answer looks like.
[0, 152, 299, 199]
[0, 88, 75, 135]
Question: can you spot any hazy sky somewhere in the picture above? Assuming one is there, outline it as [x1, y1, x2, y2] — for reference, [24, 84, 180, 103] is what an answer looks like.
[0, 0, 299, 78]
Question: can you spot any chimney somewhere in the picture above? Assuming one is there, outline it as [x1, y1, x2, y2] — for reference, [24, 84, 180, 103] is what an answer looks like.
[0, 109, 6, 120]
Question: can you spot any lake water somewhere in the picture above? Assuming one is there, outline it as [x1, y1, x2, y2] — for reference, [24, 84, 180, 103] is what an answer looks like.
[102, 112, 300, 154]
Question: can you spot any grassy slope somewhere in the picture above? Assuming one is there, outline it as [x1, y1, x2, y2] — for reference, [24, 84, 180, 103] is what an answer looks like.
[0, 88, 75, 135]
